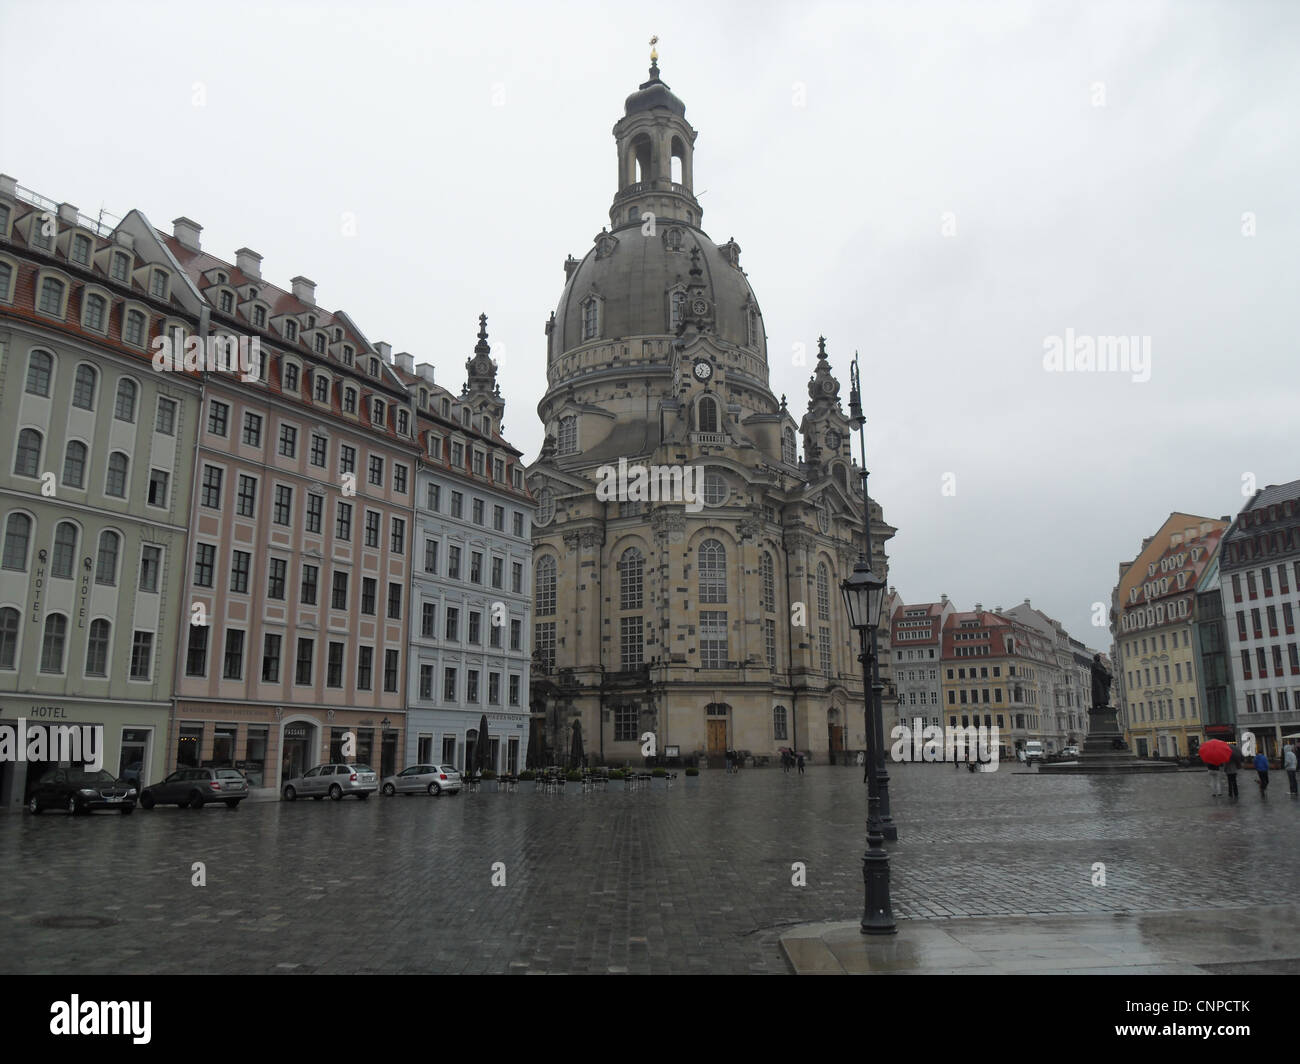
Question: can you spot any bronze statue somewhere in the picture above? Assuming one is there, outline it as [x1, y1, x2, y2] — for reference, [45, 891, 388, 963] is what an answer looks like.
[1090, 653, 1112, 710]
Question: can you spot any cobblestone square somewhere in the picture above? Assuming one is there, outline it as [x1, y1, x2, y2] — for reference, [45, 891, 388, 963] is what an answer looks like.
[2, 763, 1296, 974]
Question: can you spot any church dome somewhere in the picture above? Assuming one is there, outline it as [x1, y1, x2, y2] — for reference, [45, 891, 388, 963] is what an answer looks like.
[550, 226, 766, 364]
[623, 61, 686, 117]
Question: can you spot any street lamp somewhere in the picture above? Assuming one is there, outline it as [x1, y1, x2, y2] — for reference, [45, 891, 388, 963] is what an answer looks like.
[847, 353, 896, 840]
[842, 557, 895, 934]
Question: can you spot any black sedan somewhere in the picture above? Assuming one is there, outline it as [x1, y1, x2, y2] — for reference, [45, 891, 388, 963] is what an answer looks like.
[27, 768, 136, 815]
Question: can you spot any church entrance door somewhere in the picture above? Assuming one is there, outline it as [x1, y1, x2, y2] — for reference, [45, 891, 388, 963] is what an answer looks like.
[707, 719, 727, 765]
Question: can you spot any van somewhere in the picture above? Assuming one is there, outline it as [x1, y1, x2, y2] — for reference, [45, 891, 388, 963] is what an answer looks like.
[1023, 741, 1045, 764]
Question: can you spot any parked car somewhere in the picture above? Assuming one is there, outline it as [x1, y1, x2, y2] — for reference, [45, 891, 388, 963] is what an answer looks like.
[27, 767, 136, 815]
[1062, 745, 1080, 758]
[282, 763, 378, 801]
[139, 767, 248, 809]
[381, 764, 463, 796]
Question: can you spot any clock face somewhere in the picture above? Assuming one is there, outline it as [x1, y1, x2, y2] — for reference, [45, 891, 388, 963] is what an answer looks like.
[693, 360, 713, 381]
[825, 430, 841, 451]
[821, 379, 836, 394]
[691, 298, 709, 316]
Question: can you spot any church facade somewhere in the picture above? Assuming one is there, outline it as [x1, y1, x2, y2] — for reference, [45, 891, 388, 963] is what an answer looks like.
[525, 59, 896, 767]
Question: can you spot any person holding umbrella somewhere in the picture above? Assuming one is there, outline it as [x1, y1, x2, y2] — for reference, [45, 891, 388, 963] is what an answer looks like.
[1224, 744, 1242, 799]
[1199, 738, 1232, 798]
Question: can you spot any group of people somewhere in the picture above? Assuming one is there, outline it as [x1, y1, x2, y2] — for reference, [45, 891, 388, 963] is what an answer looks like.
[781, 749, 805, 775]
[1208, 741, 1300, 799]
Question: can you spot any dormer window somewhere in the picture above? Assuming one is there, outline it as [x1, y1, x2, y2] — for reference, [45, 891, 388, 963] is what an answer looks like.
[397, 410, 409, 435]
[219, 290, 233, 314]
[124, 309, 147, 347]
[334, 328, 342, 342]
[369, 358, 379, 377]
[31, 215, 53, 250]
[111, 252, 130, 282]
[150, 270, 168, 299]
[215, 272, 227, 284]
[252, 305, 266, 328]
[285, 320, 297, 341]
[307, 315, 316, 329]
[419, 388, 428, 407]
[342, 345, 354, 365]
[441, 398, 450, 417]
[248, 286, 259, 300]
[314, 375, 329, 403]
[461, 408, 471, 427]
[283, 362, 299, 392]
[482, 415, 492, 434]
[343, 387, 357, 414]
[581, 297, 599, 340]
[71, 234, 92, 266]
[372, 399, 385, 425]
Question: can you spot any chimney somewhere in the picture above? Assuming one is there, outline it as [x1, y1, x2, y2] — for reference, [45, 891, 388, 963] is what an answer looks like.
[291, 276, 316, 306]
[975, 602, 983, 613]
[235, 248, 262, 280]
[375, 341, 393, 364]
[940, 593, 948, 603]
[172, 217, 202, 251]
[417, 363, 436, 384]
[57, 203, 78, 226]
[395, 352, 415, 374]
[0, 175, 16, 198]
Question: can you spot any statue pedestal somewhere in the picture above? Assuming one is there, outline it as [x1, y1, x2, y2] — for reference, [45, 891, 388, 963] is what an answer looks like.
[1037, 706, 1177, 774]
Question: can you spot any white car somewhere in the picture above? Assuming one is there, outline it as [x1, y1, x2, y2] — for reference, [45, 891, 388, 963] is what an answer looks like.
[1022, 741, 1045, 763]
[381, 764, 462, 796]
[282, 763, 378, 801]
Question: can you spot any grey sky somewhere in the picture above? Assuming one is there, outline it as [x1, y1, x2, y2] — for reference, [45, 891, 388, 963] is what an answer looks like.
[3, 0, 1296, 647]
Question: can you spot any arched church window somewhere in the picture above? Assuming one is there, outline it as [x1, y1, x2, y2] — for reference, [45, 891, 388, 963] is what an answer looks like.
[620, 548, 644, 610]
[748, 308, 759, 348]
[817, 563, 830, 621]
[699, 539, 727, 603]
[760, 552, 775, 613]
[557, 416, 577, 456]
[666, 228, 684, 251]
[703, 469, 727, 506]
[782, 427, 797, 465]
[582, 299, 599, 340]
[698, 396, 718, 434]
[535, 556, 556, 615]
[671, 291, 686, 331]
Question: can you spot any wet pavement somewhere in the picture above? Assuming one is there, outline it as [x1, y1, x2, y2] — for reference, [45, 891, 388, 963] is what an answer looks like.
[1, 762, 1296, 974]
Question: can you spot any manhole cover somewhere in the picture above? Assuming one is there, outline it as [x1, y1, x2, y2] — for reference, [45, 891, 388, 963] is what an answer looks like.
[32, 915, 118, 930]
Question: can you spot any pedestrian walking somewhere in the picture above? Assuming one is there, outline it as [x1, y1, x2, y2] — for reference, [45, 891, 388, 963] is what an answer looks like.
[1254, 750, 1270, 797]
[1207, 762, 1223, 798]
[1287, 743, 1299, 797]
[796, 751, 805, 775]
[724, 750, 732, 774]
[1225, 746, 1241, 798]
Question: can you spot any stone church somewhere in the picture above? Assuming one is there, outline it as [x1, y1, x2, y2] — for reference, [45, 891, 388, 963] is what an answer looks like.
[526, 56, 896, 767]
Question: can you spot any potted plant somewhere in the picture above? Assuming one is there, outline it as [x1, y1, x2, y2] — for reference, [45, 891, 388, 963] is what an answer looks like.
[516, 769, 536, 794]
[606, 768, 626, 792]
[684, 766, 700, 788]
[651, 766, 669, 791]
[564, 769, 584, 795]
[480, 769, 499, 793]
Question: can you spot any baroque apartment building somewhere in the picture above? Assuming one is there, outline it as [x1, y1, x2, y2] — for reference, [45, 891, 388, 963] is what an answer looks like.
[0, 176, 200, 808]
[1111, 513, 1228, 758]
[526, 60, 896, 766]
[888, 593, 955, 735]
[397, 315, 534, 775]
[1218, 480, 1300, 757]
[1005, 600, 1094, 751]
[163, 226, 420, 792]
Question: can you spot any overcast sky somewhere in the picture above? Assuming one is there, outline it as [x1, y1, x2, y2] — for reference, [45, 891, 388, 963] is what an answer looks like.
[3, 0, 1296, 648]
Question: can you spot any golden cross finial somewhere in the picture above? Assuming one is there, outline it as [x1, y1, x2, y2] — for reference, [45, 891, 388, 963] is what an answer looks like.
[649, 34, 658, 62]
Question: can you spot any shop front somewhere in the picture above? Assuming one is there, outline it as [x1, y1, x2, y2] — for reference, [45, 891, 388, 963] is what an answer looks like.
[0, 696, 168, 813]
[406, 708, 526, 774]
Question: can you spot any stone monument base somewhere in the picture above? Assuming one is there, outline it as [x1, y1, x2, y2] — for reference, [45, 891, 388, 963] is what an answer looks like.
[1037, 705, 1178, 774]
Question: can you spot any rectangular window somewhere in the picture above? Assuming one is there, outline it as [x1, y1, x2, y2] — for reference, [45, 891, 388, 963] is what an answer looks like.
[448, 546, 461, 580]
[765, 618, 776, 668]
[230, 550, 251, 594]
[208, 400, 229, 436]
[336, 502, 352, 540]
[394, 464, 408, 494]
[472, 499, 484, 525]
[201, 465, 223, 508]
[451, 443, 464, 468]
[509, 675, 520, 706]
[332, 571, 349, 610]
[774, 705, 788, 740]
[327, 643, 344, 687]
[139, 545, 162, 592]
[469, 611, 482, 645]
[340, 445, 356, 475]
[511, 562, 523, 594]
[310, 434, 327, 467]
[488, 672, 501, 705]
[491, 556, 503, 589]
[237, 475, 258, 517]
[262, 633, 282, 683]
[357, 646, 373, 690]
[421, 602, 436, 638]
[278, 424, 297, 458]
[267, 558, 287, 599]
[819, 627, 832, 677]
[130, 631, 154, 680]
[490, 620, 502, 648]
[427, 483, 441, 511]
[384, 649, 399, 692]
[451, 491, 463, 518]
[446, 607, 459, 641]
[361, 578, 377, 615]
[444, 667, 457, 701]
[242, 412, 263, 447]
[388, 582, 402, 620]
[194, 543, 216, 587]
[186, 626, 209, 677]
[306, 493, 323, 534]
[614, 705, 638, 742]
[621, 616, 643, 669]
[273, 485, 292, 525]
[223, 629, 245, 680]
[467, 670, 479, 702]
[155, 398, 176, 435]
[493, 505, 505, 531]
[420, 664, 434, 700]
[424, 540, 439, 574]
[365, 510, 381, 548]
[301, 564, 318, 605]
[470, 551, 483, 584]
[512, 512, 524, 537]
[368, 454, 384, 486]
[699, 611, 728, 669]
[510, 618, 522, 651]
[535, 622, 555, 670]
[391, 518, 406, 554]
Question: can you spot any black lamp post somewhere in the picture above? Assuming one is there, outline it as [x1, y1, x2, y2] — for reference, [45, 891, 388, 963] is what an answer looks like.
[842, 557, 895, 934]
[847, 354, 897, 841]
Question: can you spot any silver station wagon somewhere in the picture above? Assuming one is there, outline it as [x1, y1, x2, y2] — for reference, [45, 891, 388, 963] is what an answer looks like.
[282, 763, 378, 801]
[140, 767, 248, 809]
[381, 764, 463, 797]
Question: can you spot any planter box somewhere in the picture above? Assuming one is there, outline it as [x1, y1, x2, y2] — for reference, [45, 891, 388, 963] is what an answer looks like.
[515, 780, 536, 794]
[479, 780, 499, 793]
[606, 778, 625, 792]
[651, 777, 669, 791]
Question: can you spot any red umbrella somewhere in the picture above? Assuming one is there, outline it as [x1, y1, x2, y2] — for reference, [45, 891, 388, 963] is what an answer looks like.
[1199, 739, 1232, 766]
